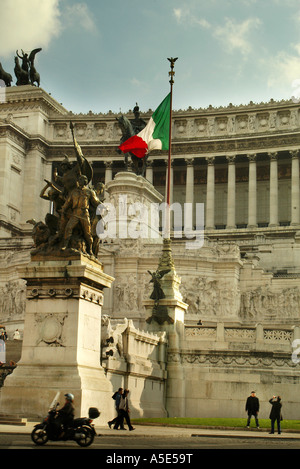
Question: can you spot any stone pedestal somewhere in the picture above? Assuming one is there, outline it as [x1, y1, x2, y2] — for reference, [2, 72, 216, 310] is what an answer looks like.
[143, 238, 188, 417]
[0, 254, 115, 423]
[105, 171, 164, 242]
[144, 239, 188, 331]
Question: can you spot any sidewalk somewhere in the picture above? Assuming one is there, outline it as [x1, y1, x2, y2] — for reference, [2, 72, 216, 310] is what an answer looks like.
[1, 420, 300, 440]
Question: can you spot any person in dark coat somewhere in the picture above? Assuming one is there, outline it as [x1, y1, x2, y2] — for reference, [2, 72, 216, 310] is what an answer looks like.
[108, 387, 125, 430]
[114, 389, 135, 431]
[269, 396, 282, 434]
[56, 393, 75, 438]
[245, 391, 260, 428]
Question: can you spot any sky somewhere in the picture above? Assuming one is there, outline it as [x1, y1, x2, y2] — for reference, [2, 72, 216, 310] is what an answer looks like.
[1, 0, 300, 114]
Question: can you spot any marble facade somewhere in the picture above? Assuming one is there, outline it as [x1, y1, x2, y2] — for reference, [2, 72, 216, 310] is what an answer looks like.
[1, 86, 300, 419]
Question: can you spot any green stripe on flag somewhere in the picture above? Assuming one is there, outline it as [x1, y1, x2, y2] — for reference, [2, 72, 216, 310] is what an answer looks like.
[152, 93, 171, 150]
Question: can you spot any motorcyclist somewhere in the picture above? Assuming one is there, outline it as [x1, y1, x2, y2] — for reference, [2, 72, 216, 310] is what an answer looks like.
[57, 393, 75, 438]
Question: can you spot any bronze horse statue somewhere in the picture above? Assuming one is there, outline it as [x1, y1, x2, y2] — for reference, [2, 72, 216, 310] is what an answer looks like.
[0, 63, 12, 86]
[116, 114, 149, 177]
[14, 48, 42, 87]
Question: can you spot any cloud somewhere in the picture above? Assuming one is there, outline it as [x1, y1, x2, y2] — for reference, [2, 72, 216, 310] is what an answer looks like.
[173, 8, 261, 56]
[173, 8, 184, 23]
[213, 17, 262, 56]
[0, 1, 98, 59]
[265, 48, 300, 96]
[0, 0, 61, 57]
[64, 2, 98, 35]
[130, 77, 143, 87]
[173, 8, 211, 29]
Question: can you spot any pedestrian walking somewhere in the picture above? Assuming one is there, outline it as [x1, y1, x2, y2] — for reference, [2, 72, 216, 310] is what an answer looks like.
[108, 387, 125, 430]
[269, 396, 282, 434]
[114, 389, 135, 431]
[245, 391, 260, 428]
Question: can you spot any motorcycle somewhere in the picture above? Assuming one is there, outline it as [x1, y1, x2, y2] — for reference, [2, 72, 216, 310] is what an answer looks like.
[31, 402, 100, 447]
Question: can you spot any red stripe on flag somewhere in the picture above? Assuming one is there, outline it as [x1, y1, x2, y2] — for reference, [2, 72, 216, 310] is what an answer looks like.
[119, 135, 148, 159]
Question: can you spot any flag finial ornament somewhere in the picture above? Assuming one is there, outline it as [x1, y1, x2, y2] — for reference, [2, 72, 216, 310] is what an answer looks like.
[167, 57, 178, 85]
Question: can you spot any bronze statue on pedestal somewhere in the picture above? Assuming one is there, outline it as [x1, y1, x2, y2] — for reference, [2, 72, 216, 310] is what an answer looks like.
[27, 122, 105, 260]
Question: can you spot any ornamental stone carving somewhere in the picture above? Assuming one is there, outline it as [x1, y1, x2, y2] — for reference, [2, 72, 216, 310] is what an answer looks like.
[0, 280, 26, 319]
[35, 313, 67, 347]
[181, 276, 240, 318]
[240, 286, 300, 320]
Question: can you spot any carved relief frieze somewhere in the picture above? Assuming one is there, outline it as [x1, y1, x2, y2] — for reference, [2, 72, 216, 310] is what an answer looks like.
[215, 116, 228, 134]
[257, 112, 269, 130]
[80, 286, 103, 305]
[174, 119, 187, 136]
[180, 276, 240, 318]
[0, 280, 26, 319]
[27, 140, 48, 156]
[94, 123, 107, 139]
[54, 123, 68, 139]
[28, 285, 102, 305]
[169, 351, 299, 370]
[240, 286, 300, 321]
[35, 312, 67, 347]
[113, 273, 138, 313]
[195, 118, 207, 135]
[0, 126, 27, 149]
[278, 110, 291, 127]
[236, 114, 249, 132]
[28, 286, 79, 300]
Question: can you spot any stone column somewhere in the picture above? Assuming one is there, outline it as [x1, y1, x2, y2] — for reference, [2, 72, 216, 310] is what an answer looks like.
[185, 158, 194, 232]
[206, 157, 215, 229]
[269, 152, 278, 227]
[104, 161, 113, 184]
[226, 155, 236, 229]
[291, 150, 300, 225]
[146, 160, 154, 185]
[247, 154, 257, 228]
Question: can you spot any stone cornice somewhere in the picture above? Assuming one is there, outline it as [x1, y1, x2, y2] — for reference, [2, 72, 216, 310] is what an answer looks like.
[50, 97, 300, 117]
[1, 87, 300, 160]
[47, 105, 300, 150]
[2, 119, 300, 162]
[0, 121, 49, 154]
[1, 85, 68, 116]
[46, 131, 300, 161]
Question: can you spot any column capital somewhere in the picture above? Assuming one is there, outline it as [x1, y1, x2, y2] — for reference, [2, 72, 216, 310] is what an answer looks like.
[185, 158, 194, 166]
[226, 155, 236, 164]
[247, 153, 257, 162]
[206, 156, 215, 165]
[104, 161, 113, 169]
[290, 150, 300, 159]
[268, 151, 278, 160]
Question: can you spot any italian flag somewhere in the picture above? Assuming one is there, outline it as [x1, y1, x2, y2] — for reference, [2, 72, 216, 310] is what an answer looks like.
[119, 93, 171, 158]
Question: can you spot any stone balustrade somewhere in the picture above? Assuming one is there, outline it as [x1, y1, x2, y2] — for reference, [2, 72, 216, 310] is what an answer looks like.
[185, 323, 299, 352]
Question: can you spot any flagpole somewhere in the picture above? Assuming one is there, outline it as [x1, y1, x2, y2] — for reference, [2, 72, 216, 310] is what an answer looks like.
[166, 57, 178, 239]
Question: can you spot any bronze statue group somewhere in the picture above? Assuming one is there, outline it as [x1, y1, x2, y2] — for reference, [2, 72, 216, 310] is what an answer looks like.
[27, 122, 106, 259]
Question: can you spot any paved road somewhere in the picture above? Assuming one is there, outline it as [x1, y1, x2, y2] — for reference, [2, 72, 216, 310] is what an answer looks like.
[1, 433, 300, 450]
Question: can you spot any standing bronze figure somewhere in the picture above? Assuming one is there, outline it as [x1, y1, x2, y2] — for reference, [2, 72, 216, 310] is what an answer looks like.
[27, 122, 105, 260]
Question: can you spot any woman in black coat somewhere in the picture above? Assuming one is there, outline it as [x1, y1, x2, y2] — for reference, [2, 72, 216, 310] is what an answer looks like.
[269, 396, 282, 434]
